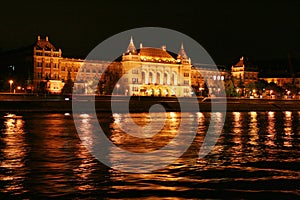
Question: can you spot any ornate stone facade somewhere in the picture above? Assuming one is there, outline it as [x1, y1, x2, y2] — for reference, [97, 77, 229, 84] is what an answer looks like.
[117, 38, 193, 97]
[31, 36, 233, 96]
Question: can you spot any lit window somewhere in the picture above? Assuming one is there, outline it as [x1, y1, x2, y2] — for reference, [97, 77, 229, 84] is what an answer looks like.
[132, 78, 138, 83]
[184, 73, 189, 77]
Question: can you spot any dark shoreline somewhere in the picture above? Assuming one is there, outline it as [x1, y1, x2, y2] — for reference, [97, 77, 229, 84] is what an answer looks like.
[0, 94, 300, 113]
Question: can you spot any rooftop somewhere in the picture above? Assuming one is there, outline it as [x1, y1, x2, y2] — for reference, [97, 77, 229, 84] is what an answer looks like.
[35, 36, 57, 51]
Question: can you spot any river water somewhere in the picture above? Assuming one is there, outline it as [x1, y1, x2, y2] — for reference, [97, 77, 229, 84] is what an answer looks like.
[0, 111, 299, 199]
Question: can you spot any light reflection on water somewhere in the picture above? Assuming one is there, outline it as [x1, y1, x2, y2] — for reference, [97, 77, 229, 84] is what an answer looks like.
[0, 111, 299, 199]
[0, 117, 27, 195]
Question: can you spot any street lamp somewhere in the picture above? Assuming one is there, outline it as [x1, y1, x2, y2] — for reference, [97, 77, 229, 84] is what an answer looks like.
[9, 80, 13, 93]
[116, 83, 120, 95]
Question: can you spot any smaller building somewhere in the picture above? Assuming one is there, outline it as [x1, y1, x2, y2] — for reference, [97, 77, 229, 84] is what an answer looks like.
[47, 80, 65, 94]
[231, 56, 259, 87]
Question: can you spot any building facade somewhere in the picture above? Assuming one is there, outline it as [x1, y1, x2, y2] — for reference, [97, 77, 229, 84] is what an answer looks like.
[3, 35, 277, 97]
[31, 36, 198, 96]
[116, 38, 193, 97]
[231, 56, 259, 87]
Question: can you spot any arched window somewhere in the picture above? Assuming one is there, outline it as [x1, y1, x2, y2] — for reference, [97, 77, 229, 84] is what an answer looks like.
[156, 72, 161, 84]
[149, 72, 153, 84]
[171, 72, 177, 85]
[164, 73, 168, 85]
[142, 71, 146, 84]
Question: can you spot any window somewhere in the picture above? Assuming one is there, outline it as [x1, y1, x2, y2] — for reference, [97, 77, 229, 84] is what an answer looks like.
[132, 86, 139, 92]
[54, 63, 57, 68]
[37, 62, 42, 67]
[132, 69, 138, 74]
[132, 78, 138, 83]
[184, 80, 189, 85]
[45, 63, 50, 68]
[184, 72, 189, 77]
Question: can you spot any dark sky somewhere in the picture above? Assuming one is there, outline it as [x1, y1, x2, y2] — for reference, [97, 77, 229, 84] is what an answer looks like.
[1, 0, 300, 65]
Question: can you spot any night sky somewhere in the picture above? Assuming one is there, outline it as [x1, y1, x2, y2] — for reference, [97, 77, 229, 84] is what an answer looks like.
[1, 0, 300, 65]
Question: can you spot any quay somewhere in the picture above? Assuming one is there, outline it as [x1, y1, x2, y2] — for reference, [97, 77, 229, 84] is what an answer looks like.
[0, 94, 300, 113]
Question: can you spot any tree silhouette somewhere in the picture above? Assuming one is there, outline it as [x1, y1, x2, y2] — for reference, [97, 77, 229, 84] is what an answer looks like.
[62, 70, 73, 94]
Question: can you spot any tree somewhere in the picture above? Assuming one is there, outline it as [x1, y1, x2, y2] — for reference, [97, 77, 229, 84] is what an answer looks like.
[283, 82, 299, 96]
[62, 71, 73, 94]
[225, 79, 235, 97]
[255, 80, 268, 94]
[266, 82, 284, 97]
[202, 81, 209, 97]
[39, 81, 47, 94]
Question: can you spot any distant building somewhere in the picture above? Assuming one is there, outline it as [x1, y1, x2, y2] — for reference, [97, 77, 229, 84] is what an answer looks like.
[231, 56, 259, 87]
[191, 64, 229, 96]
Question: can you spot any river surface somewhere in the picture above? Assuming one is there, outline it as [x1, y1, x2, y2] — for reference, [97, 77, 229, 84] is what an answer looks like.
[0, 111, 299, 199]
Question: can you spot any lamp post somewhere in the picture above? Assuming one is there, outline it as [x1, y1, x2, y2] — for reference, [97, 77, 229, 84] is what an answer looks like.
[9, 80, 13, 93]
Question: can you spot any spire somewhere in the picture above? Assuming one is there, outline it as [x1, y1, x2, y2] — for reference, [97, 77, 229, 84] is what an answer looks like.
[126, 36, 136, 54]
[177, 42, 188, 60]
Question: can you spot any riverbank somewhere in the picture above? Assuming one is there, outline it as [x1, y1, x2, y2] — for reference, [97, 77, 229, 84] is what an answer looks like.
[0, 94, 300, 113]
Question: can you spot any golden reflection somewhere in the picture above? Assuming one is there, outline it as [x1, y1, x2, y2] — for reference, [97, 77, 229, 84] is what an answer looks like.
[248, 112, 259, 146]
[0, 116, 27, 194]
[226, 112, 244, 164]
[110, 112, 180, 153]
[283, 111, 293, 147]
[196, 112, 204, 121]
[79, 113, 94, 147]
[232, 111, 242, 139]
[206, 112, 226, 165]
[73, 143, 96, 191]
[29, 113, 78, 195]
[108, 112, 202, 171]
[169, 112, 177, 122]
[266, 111, 276, 147]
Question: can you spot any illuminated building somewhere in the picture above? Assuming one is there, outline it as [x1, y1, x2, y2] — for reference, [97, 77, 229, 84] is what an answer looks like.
[231, 56, 259, 87]
[33, 36, 83, 93]
[1, 35, 275, 96]
[118, 37, 193, 96]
